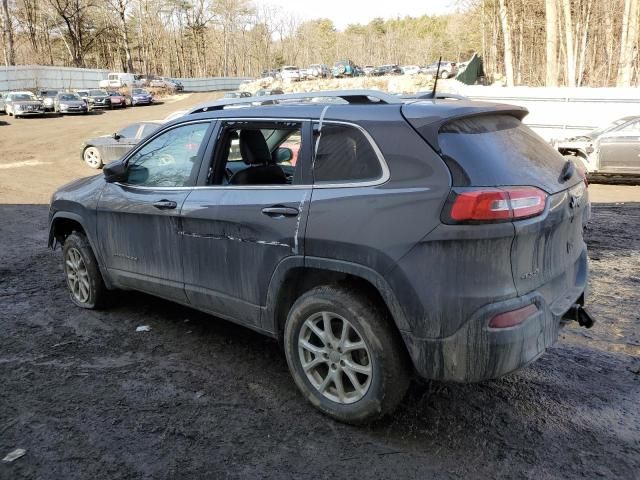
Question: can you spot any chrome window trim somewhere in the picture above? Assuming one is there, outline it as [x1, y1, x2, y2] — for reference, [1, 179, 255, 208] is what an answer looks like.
[114, 117, 389, 191]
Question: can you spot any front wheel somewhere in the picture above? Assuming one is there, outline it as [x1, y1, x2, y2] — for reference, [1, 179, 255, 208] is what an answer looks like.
[62, 232, 109, 309]
[83, 146, 103, 169]
[284, 285, 410, 424]
[440, 70, 450, 79]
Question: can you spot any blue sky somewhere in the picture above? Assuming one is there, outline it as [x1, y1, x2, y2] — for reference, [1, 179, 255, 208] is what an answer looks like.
[257, 0, 457, 29]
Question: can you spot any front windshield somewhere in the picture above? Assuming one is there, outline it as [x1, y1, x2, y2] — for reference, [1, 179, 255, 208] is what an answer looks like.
[89, 90, 105, 96]
[11, 93, 37, 101]
[59, 94, 80, 101]
[589, 118, 631, 138]
[133, 89, 148, 95]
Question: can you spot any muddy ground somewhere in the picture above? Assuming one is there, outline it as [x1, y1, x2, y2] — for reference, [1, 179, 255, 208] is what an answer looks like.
[0, 94, 639, 479]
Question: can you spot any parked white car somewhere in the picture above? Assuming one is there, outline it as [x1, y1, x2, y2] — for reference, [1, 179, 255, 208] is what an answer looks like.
[402, 65, 422, 75]
[0, 92, 6, 113]
[99, 72, 142, 89]
[280, 66, 301, 81]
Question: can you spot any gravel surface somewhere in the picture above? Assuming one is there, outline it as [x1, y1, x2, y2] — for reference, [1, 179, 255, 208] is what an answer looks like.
[1, 96, 639, 479]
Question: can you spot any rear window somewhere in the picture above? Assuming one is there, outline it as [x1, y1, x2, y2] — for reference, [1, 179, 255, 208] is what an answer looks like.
[438, 114, 568, 190]
[313, 124, 382, 184]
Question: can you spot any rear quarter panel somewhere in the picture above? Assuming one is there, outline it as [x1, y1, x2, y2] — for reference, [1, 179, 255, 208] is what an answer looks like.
[305, 107, 452, 324]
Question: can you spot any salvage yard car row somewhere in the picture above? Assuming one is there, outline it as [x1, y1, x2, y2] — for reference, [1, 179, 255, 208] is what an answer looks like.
[0, 88, 156, 117]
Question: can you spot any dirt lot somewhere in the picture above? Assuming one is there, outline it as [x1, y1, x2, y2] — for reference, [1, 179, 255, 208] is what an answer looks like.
[1, 94, 639, 479]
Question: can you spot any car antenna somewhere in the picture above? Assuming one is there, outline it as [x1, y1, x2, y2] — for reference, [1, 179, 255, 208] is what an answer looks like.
[430, 56, 442, 99]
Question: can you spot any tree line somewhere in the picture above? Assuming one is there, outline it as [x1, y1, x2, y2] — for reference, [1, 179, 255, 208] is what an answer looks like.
[1, 0, 638, 87]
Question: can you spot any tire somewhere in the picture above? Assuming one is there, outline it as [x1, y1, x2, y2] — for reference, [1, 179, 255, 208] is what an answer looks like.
[284, 285, 410, 424]
[440, 70, 449, 79]
[83, 146, 103, 169]
[62, 232, 109, 309]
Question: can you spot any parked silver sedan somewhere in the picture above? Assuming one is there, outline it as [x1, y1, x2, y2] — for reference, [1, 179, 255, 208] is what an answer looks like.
[4, 91, 45, 118]
[54, 92, 89, 114]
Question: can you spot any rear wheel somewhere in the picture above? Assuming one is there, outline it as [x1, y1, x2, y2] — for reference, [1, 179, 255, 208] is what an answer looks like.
[83, 146, 103, 169]
[62, 232, 109, 309]
[440, 70, 450, 79]
[284, 285, 410, 424]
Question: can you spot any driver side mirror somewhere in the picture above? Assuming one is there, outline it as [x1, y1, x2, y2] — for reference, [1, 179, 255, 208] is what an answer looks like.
[112, 132, 121, 140]
[274, 147, 293, 163]
[103, 159, 128, 183]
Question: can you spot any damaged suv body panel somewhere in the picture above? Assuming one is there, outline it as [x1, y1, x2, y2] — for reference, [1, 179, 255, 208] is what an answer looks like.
[49, 91, 592, 386]
[553, 116, 640, 175]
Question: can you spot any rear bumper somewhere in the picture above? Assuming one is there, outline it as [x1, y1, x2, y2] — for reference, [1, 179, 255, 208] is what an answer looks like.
[402, 284, 586, 383]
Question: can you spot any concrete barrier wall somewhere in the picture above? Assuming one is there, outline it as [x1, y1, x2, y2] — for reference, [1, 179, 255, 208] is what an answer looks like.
[457, 85, 640, 140]
[0, 66, 252, 93]
[177, 77, 253, 91]
[0, 65, 109, 91]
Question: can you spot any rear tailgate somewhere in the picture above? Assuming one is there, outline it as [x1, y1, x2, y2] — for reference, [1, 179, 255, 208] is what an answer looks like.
[405, 105, 589, 306]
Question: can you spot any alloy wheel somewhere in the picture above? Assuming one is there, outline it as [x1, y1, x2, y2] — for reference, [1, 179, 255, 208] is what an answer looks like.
[83, 147, 102, 168]
[65, 247, 91, 304]
[298, 311, 373, 404]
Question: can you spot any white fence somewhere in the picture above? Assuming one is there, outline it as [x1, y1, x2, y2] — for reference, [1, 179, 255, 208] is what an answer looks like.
[457, 85, 640, 140]
[0, 65, 252, 92]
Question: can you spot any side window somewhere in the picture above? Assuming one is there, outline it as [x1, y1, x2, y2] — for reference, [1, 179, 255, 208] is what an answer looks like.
[313, 124, 382, 184]
[140, 123, 160, 138]
[210, 121, 302, 186]
[125, 122, 210, 188]
[118, 123, 140, 138]
[618, 120, 640, 134]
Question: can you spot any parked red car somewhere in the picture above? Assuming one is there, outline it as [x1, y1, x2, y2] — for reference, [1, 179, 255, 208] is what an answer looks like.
[107, 91, 127, 108]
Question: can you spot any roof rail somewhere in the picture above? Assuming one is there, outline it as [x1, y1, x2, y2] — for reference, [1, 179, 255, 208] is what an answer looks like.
[401, 92, 469, 101]
[188, 89, 401, 114]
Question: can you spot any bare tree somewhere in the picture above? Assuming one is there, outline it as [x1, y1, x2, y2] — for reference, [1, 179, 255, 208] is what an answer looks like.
[105, 0, 134, 72]
[498, 0, 514, 86]
[545, 0, 559, 86]
[617, 0, 639, 86]
[561, 0, 576, 86]
[1, 0, 15, 65]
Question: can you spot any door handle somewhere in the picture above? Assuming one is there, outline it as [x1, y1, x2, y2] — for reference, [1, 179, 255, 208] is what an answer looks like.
[261, 206, 299, 217]
[153, 200, 177, 210]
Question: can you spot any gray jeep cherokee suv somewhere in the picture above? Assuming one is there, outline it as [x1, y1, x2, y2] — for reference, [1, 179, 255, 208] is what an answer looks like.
[48, 90, 593, 424]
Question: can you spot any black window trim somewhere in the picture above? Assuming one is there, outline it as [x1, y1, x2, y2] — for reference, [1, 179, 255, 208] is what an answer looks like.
[114, 119, 214, 190]
[311, 120, 390, 188]
[114, 118, 389, 191]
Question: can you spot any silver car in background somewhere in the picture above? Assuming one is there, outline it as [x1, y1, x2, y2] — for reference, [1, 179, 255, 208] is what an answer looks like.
[4, 91, 45, 118]
[54, 92, 89, 114]
[39, 90, 59, 111]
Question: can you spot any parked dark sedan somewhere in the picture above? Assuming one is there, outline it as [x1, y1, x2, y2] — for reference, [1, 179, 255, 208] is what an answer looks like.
[76, 89, 111, 109]
[131, 88, 153, 106]
[81, 121, 162, 169]
[553, 115, 640, 175]
[370, 64, 403, 76]
[54, 92, 88, 114]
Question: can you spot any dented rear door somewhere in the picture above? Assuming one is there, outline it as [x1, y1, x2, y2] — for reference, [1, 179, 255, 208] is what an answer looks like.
[179, 121, 313, 329]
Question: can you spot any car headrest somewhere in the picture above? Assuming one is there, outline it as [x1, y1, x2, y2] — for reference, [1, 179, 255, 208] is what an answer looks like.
[240, 130, 271, 165]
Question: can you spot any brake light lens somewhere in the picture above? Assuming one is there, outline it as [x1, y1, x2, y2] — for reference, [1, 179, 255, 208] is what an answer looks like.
[448, 187, 547, 223]
[489, 304, 538, 328]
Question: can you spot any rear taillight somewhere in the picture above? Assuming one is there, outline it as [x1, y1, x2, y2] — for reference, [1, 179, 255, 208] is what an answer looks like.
[446, 187, 547, 223]
[489, 304, 538, 328]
